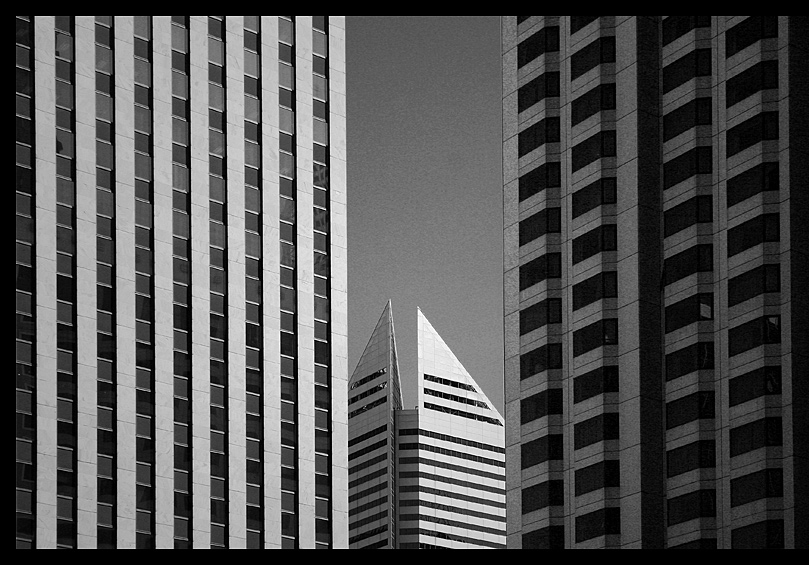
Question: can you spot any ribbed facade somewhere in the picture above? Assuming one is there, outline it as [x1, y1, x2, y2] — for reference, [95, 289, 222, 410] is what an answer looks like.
[348, 305, 507, 549]
[503, 16, 807, 549]
[15, 15, 348, 549]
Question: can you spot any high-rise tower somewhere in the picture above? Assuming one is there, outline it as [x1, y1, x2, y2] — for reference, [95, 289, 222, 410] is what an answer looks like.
[503, 16, 807, 549]
[348, 305, 507, 549]
[15, 16, 347, 549]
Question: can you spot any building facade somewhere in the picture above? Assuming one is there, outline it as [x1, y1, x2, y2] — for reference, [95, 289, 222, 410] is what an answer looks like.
[503, 16, 807, 549]
[15, 15, 348, 549]
[348, 304, 507, 549]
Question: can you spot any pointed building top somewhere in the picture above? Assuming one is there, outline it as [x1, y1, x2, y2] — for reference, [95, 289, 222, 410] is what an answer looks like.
[349, 301, 403, 410]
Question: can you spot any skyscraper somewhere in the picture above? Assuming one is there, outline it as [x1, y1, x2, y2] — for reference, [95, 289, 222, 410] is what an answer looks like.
[503, 16, 807, 549]
[15, 16, 347, 549]
[348, 304, 507, 549]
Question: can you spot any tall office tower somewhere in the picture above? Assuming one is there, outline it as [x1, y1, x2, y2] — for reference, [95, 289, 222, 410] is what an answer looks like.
[503, 16, 807, 549]
[15, 16, 347, 549]
[348, 304, 507, 549]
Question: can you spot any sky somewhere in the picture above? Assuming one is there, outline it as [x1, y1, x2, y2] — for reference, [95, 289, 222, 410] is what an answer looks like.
[345, 16, 504, 411]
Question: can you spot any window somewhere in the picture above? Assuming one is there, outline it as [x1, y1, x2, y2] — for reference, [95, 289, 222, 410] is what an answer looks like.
[573, 319, 617, 357]
[663, 146, 712, 190]
[519, 162, 561, 202]
[574, 413, 618, 450]
[666, 391, 715, 430]
[574, 365, 618, 404]
[663, 49, 711, 93]
[519, 117, 561, 157]
[731, 469, 783, 507]
[572, 224, 616, 265]
[664, 195, 712, 238]
[575, 460, 619, 496]
[521, 434, 563, 470]
[727, 112, 779, 157]
[729, 366, 782, 407]
[521, 389, 563, 425]
[728, 264, 780, 307]
[519, 207, 561, 246]
[729, 315, 781, 357]
[519, 253, 562, 291]
[520, 298, 562, 335]
[572, 130, 616, 173]
[730, 417, 782, 457]
[523, 526, 565, 549]
[663, 97, 712, 141]
[571, 83, 616, 126]
[520, 343, 563, 380]
[573, 271, 618, 311]
[518, 25, 560, 68]
[666, 341, 714, 382]
[662, 16, 711, 46]
[727, 60, 778, 108]
[518, 72, 560, 113]
[667, 490, 716, 526]
[665, 293, 713, 333]
[572, 177, 616, 219]
[727, 161, 779, 208]
[570, 37, 615, 81]
[726, 16, 778, 58]
[575, 507, 620, 543]
[731, 520, 784, 549]
[570, 16, 599, 35]
[728, 213, 779, 258]
[664, 244, 713, 287]
[522, 481, 564, 514]
[667, 440, 715, 478]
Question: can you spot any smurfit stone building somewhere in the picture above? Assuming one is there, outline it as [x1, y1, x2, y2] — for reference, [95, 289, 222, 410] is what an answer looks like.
[348, 304, 507, 549]
[503, 16, 807, 549]
[15, 16, 347, 549]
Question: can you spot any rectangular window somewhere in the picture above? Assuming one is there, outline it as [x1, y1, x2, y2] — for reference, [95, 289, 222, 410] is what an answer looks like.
[523, 526, 565, 550]
[520, 343, 563, 380]
[727, 60, 778, 108]
[667, 440, 716, 478]
[662, 16, 711, 46]
[521, 434, 563, 470]
[521, 389, 563, 425]
[726, 16, 778, 58]
[731, 469, 783, 507]
[731, 520, 784, 550]
[728, 213, 779, 258]
[570, 37, 615, 81]
[668, 490, 716, 526]
[727, 161, 779, 208]
[573, 271, 617, 311]
[666, 391, 715, 430]
[729, 366, 782, 407]
[571, 83, 616, 126]
[519, 117, 561, 157]
[574, 413, 618, 450]
[519, 253, 562, 291]
[570, 16, 599, 35]
[573, 319, 618, 357]
[518, 72, 560, 113]
[522, 481, 564, 514]
[575, 460, 619, 496]
[519, 162, 561, 202]
[666, 341, 714, 382]
[663, 97, 712, 142]
[663, 146, 712, 190]
[663, 48, 711, 94]
[728, 264, 780, 307]
[575, 508, 620, 543]
[572, 224, 616, 265]
[574, 365, 618, 404]
[519, 207, 561, 246]
[730, 417, 782, 457]
[664, 244, 713, 287]
[729, 315, 781, 357]
[520, 298, 562, 335]
[572, 130, 616, 173]
[518, 26, 560, 68]
[572, 178, 616, 219]
[665, 293, 713, 334]
[664, 195, 712, 238]
[727, 112, 779, 157]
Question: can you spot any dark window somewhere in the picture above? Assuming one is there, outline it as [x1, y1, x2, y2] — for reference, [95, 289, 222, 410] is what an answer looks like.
[521, 434, 563, 470]
[726, 16, 778, 58]
[663, 146, 712, 190]
[575, 460, 619, 496]
[727, 60, 779, 108]
[668, 490, 716, 526]
[664, 244, 713, 287]
[729, 366, 782, 407]
[519, 207, 561, 247]
[663, 49, 712, 94]
[572, 177, 616, 219]
[573, 271, 617, 311]
[664, 195, 712, 238]
[728, 213, 779, 257]
[518, 72, 560, 113]
[666, 391, 715, 430]
[517, 16, 532, 25]
[520, 298, 562, 335]
[729, 315, 781, 357]
[519, 162, 561, 202]
[670, 538, 718, 549]
[730, 417, 782, 457]
[574, 365, 618, 403]
[667, 440, 716, 478]
[518, 26, 560, 68]
[519, 253, 562, 291]
[731, 520, 784, 549]
[571, 37, 615, 81]
[665, 293, 713, 333]
[522, 526, 565, 549]
[662, 16, 711, 46]
[727, 112, 779, 157]
[576, 507, 620, 543]
[729, 264, 780, 307]
[666, 341, 715, 382]
[572, 130, 616, 173]
[570, 16, 599, 35]
[574, 413, 618, 450]
[519, 117, 561, 157]
[663, 97, 712, 141]
[522, 481, 564, 514]
[572, 224, 616, 265]
[520, 343, 563, 380]
[521, 389, 563, 425]
[571, 83, 616, 126]
[727, 161, 779, 208]
[573, 319, 618, 357]
[731, 468, 783, 507]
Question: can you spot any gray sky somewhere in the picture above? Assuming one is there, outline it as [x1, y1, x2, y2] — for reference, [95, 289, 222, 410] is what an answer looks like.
[345, 16, 504, 411]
